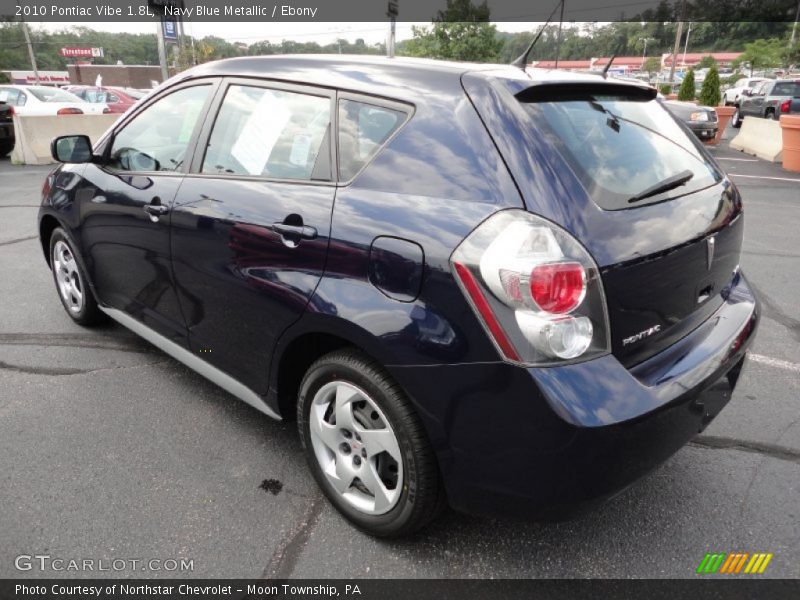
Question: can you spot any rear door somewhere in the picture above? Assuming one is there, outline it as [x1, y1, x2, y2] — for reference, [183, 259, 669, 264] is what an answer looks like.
[170, 79, 336, 393]
[77, 81, 217, 343]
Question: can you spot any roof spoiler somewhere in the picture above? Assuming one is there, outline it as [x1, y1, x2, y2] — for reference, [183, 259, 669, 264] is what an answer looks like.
[515, 81, 657, 103]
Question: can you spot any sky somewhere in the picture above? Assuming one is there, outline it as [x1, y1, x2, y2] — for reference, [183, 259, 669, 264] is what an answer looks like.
[32, 21, 545, 45]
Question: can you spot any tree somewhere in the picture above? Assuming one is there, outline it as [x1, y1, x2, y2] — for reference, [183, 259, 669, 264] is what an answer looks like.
[697, 55, 717, 69]
[678, 69, 696, 101]
[732, 38, 785, 73]
[698, 64, 722, 106]
[642, 56, 661, 80]
[403, 0, 502, 62]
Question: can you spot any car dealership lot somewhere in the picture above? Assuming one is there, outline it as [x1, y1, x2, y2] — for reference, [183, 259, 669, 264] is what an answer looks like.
[1, 144, 798, 579]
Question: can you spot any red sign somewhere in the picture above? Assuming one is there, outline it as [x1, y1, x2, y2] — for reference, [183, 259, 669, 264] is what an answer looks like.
[59, 47, 104, 59]
[25, 74, 69, 83]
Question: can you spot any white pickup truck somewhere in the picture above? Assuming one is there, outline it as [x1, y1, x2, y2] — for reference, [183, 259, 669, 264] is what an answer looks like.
[723, 77, 770, 106]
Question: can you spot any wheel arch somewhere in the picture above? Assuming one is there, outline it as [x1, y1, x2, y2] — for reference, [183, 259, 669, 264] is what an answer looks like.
[269, 315, 405, 421]
[38, 213, 61, 266]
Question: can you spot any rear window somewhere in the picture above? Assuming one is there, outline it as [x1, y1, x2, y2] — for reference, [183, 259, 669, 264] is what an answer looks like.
[28, 87, 83, 103]
[772, 81, 800, 97]
[522, 93, 721, 210]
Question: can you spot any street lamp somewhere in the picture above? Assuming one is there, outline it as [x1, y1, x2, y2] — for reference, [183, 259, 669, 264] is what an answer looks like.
[639, 37, 653, 62]
[682, 23, 692, 66]
[639, 37, 654, 79]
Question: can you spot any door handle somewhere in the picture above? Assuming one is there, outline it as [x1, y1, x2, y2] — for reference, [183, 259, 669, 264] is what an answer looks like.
[144, 204, 169, 216]
[271, 222, 317, 240]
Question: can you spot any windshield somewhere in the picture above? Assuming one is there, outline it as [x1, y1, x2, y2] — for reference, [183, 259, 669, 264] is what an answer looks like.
[28, 87, 84, 103]
[522, 94, 721, 210]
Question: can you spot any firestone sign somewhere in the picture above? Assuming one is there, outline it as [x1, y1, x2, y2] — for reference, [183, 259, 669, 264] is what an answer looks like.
[59, 47, 104, 59]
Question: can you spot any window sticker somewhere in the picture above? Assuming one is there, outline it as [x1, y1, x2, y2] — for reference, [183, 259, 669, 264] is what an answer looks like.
[231, 91, 291, 175]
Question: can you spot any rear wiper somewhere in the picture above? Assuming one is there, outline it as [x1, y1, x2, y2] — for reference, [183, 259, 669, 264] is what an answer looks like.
[627, 170, 694, 204]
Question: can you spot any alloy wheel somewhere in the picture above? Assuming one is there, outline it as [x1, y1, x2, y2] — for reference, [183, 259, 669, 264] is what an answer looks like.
[53, 240, 84, 314]
[308, 381, 403, 515]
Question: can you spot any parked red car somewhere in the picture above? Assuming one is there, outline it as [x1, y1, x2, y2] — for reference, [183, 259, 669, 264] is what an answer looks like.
[62, 86, 143, 114]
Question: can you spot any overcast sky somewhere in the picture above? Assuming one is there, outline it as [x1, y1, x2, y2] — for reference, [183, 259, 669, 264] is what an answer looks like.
[33, 21, 544, 45]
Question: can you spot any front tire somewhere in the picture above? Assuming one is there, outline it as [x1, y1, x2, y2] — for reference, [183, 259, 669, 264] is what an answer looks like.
[732, 108, 742, 128]
[297, 349, 445, 537]
[49, 228, 103, 326]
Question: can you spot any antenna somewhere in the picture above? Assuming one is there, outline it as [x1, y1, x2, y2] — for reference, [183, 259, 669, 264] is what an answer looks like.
[601, 42, 625, 78]
[602, 55, 616, 78]
[511, 0, 565, 70]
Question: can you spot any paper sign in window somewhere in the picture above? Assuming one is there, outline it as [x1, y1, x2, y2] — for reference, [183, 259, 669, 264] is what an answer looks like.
[231, 91, 291, 176]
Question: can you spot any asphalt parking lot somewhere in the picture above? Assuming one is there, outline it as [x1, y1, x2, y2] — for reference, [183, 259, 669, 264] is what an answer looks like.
[1, 139, 798, 579]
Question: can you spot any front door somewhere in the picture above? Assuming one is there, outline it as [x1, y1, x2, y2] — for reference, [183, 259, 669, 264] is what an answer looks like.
[170, 80, 336, 393]
[77, 82, 216, 343]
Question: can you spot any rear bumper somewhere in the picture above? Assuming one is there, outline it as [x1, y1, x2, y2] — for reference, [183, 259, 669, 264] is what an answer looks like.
[687, 122, 718, 140]
[391, 272, 758, 519]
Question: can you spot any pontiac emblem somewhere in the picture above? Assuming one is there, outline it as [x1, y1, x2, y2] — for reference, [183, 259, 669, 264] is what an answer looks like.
[706, 236, 715, 271]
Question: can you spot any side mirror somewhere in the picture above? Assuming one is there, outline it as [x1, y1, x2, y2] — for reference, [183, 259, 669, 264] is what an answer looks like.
[51, 135, 93, 163]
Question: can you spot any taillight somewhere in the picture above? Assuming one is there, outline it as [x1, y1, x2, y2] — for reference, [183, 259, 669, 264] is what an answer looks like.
[780, 100, 791, 113]
[530, 262, 586, 313]
[451, 210, 610, 364]
[57, 108, 83, 115]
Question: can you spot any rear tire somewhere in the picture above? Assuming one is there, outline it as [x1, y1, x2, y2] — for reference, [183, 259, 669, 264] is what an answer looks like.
[49, 228, 103, 326]
[765, 110, 776, 120]
[0, 141, 13, 157]
[297, 348, 446, 537]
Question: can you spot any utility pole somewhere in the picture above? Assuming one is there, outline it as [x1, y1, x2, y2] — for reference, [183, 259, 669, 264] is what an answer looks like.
[386, 0, 398, 58]
[668, 0, 687, 86]
[790, 0, 799, 48]
[19, 14, 40, 85]
[554, 0, 565, 69]
[156, 22, 169, 82]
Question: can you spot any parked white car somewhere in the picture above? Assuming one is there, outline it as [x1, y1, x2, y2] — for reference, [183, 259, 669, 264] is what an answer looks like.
[723, 77, 770, 106]
[0, 85, 108, 116]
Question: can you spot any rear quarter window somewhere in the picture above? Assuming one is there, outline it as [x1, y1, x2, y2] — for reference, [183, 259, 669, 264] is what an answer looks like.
[338, 99, 409, 181]
[521, 93, 721, 210]
[772, 82, 800, 96]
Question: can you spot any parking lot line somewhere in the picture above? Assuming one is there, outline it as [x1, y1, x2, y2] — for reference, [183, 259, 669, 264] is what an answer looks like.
[716, 157, 759, 162]
[749, 353, 800, 373]
[728, 173, 800, 183]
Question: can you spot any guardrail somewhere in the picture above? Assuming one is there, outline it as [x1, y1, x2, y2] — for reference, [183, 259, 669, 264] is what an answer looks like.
[10, 114, 119, 165]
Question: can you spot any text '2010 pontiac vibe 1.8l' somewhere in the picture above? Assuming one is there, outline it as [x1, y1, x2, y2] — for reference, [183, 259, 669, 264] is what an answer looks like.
[39, 55, 758, 537]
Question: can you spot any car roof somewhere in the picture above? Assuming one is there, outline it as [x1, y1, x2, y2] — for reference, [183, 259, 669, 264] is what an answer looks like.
[175, 54, 630, 103]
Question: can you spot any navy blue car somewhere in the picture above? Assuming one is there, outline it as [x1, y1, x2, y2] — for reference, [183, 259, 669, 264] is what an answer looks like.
[40, 56, 758, 537]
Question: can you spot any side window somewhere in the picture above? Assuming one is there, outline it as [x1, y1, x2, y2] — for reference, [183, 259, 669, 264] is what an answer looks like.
[338, 99, 406, 181]
[108, 94, 120, 103]
[202, 85, 331, 180]
[109, 85, 210, 173]
[0, 89, 21, 106]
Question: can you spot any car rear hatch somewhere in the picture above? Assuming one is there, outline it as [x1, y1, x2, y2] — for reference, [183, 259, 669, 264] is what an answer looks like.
[463, 71, 743, 367]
